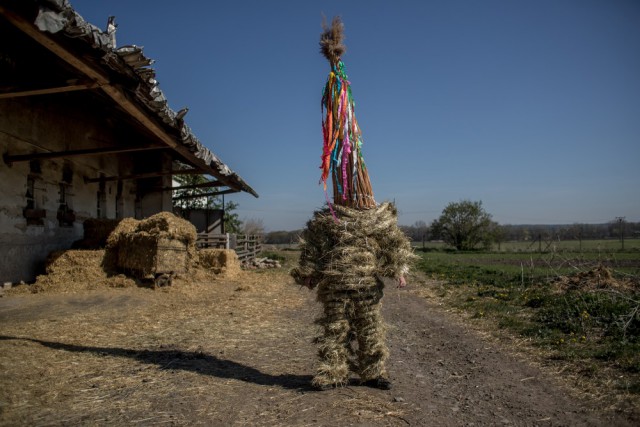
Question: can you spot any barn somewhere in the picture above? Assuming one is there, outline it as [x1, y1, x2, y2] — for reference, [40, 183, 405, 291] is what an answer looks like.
[0, 0, 258, 283]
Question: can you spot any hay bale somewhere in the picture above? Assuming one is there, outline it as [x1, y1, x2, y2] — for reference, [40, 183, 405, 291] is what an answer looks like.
[103, 218, 140, 273]
[117, 236, 188, 277]
[199, 249, 242, 277]
[104, 212, 196, 279]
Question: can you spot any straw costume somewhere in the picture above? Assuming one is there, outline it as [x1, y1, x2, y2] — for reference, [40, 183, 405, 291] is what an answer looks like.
[291, 17, 415, 390]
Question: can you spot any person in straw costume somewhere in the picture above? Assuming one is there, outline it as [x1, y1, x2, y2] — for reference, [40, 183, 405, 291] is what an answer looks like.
[291, 17, 416, 390]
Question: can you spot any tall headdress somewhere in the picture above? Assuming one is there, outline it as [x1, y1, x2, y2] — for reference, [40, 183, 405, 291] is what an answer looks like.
[319, 17, 376, 210]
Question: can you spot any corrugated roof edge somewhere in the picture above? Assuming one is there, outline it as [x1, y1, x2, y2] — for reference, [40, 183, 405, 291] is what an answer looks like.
[31, 0, 258, 197]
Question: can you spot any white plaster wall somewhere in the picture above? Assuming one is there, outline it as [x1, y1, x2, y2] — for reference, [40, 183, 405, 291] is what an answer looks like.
[0, 95, 162, 282]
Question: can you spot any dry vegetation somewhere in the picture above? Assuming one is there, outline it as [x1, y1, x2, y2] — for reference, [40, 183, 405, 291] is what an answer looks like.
[1, 245, 638, 425]
[414, 254, 640, 415]
[0, 250, 408, 426]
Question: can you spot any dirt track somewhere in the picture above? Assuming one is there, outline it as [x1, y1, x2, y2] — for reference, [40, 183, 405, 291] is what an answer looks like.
[0, 268, 637, 426]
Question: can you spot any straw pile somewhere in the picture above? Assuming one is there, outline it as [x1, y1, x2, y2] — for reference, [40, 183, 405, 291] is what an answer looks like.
[104, 212, 197, 278]
[9, 213, 239, 294]
[554, 265, 637, 293]
[290, 202, 417, 387]
[198, 249, 242, 278]
[26, 250, 136, 293]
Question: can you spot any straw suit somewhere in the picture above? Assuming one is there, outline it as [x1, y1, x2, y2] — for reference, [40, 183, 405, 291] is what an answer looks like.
[292, 203, 414, 389]
[291, 17, 415, 390]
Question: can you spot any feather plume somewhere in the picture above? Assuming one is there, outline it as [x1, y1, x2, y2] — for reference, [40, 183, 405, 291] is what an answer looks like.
[320, 16, 346, 65]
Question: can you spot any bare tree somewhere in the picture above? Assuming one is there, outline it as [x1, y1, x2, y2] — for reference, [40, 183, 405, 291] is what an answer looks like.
[242, 217, 265, 237]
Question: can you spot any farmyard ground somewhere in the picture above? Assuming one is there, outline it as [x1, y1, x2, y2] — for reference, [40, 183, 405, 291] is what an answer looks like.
[1, 266, 638, 426]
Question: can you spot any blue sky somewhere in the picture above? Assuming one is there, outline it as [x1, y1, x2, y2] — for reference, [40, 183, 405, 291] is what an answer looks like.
[70, 0, 640, 231]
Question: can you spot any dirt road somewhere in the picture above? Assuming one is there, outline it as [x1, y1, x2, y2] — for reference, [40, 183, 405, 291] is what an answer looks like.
[0, 269, 637, 426]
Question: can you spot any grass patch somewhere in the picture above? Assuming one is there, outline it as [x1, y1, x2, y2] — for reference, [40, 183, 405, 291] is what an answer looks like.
[416, 248, 640, 397]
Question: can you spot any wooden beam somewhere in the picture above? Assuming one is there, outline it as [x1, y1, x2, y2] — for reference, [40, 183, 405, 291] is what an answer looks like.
[0, 5, 239, 190]
[170, 169, 210, 175]
[164, 180, 223, 191]
[3, 145, 167, 165]
[84, 168, 206, 184]
[172, 189, 237, 200]
[170, 169, 211, 175]
[0, 6, 111, 85]
[0, 82, 100, 99]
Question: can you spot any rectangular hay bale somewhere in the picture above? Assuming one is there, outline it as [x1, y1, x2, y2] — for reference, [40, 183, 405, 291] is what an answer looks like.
[117, 236, 187, 278]
[198, 248, 241, 275]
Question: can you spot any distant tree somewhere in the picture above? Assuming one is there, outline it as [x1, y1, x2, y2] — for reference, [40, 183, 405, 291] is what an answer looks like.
[399, 220, 430, 243]
[242, 217, 265, 237]
[430, 200, 494, 250]
[264, 230, 302, 244]
[568, 223, 585, 249]
[498, 222, 640, 242]
[413, 220, 429, 240]
[487, 222, 506, 250]
[612, 217, 628, 249]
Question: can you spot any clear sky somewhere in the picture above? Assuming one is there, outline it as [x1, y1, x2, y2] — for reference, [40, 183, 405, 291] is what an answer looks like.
[70, 0, 640, 231]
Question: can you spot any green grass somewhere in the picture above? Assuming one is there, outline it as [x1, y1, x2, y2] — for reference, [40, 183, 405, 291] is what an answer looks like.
[413, 238, 640, 252]
[415, 246, 640, 395]
[418, 250, 640, 279]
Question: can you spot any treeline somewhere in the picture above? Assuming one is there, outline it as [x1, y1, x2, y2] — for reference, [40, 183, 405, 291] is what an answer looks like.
[499, 222, 640, 242]
[265, 222, 640, 245]
[400, 221, 640, 243]
[263, 230, 302, 244]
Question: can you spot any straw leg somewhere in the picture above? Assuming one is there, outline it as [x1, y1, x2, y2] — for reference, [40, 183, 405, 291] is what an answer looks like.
[313, 300, 351, 387]
[352, 288, 388, 381]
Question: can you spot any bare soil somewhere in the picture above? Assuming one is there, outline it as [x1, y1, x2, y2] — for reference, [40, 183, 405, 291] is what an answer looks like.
[0, 267, 638, 426]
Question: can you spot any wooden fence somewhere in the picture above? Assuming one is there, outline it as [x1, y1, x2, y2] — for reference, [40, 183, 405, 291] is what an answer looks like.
[196, 233, 262, 264]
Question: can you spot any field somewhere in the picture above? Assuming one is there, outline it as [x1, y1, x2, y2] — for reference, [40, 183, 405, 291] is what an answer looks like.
[414, 240, 640, 401]
[414, 238, 640, 253]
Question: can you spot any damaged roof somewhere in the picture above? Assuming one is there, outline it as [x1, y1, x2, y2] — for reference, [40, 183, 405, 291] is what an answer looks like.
[1, 0, 258, 197]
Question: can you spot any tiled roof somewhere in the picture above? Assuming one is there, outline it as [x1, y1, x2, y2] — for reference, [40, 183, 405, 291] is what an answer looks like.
[19, 0, 258, 197]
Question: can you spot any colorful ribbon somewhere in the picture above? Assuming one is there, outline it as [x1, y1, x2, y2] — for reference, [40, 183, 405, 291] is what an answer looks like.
[320, 61, 374, 210]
